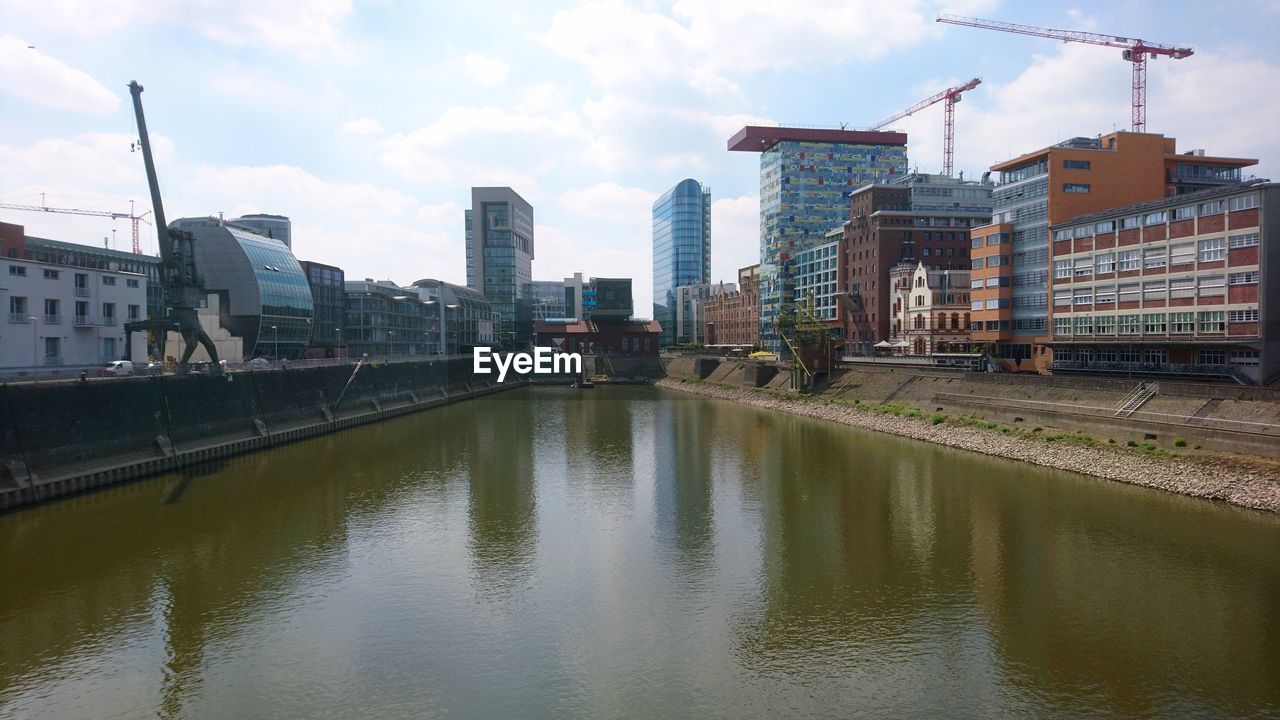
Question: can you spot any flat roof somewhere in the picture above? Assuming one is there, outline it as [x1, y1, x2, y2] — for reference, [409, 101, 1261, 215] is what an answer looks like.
[728, 126, 908, 152]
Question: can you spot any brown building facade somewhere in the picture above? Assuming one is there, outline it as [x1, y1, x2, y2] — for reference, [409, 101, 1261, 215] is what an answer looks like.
[703, 264, 760, 347]
[970, 131, 1257, 371]
[533, 319, 661, 356]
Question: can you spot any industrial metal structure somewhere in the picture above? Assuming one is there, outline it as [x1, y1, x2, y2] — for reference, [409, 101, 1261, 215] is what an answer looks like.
[122, 80, 221, 368]
[869, 78, 981, 177]
[0, 200, 151, 254]
[937, 14, 1192, 132]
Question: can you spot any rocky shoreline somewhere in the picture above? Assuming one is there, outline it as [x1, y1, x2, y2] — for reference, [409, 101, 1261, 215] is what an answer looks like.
[655, 378, 1280, 513]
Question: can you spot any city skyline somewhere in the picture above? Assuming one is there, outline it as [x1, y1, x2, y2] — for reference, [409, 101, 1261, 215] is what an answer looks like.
[2, 1, 1278, 315]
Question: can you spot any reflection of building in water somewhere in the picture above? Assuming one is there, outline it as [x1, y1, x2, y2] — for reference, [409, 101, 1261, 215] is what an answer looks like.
[652, 397, 714, 574]
[561, 389, 636, 494]
[466, 411, 536, 595]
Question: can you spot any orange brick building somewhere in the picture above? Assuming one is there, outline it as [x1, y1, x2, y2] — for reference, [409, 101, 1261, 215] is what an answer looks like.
[969, 132, 1255, 371]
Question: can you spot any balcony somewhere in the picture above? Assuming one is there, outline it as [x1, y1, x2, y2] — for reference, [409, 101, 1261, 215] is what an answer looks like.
[9, 313, 34, 323]
[99, 316, 118, 326]
[74, 286, 91, 297]
[74, 315, 93, 326]
[43, 314, 63, 324]
[43, 356, 63, 367]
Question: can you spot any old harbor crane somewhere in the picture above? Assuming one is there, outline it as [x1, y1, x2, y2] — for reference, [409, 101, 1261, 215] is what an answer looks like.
[123, 80, 221, 368]
[936, 14, 1193, 133]
[869, 77, 981, 177]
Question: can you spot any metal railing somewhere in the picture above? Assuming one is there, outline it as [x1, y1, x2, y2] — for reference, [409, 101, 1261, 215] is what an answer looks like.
[73, 315, 93, 326]
[8, 313, 33, 323]
[43, 314, 62, 324]
[74, 286, 90, 297]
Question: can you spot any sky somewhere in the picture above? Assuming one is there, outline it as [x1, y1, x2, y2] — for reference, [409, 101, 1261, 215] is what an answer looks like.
[2, 0, 1278, 315]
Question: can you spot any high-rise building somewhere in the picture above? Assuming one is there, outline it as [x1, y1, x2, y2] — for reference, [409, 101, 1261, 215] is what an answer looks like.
[466, 188, 534, 348]
[970, 131, 1257, 369]
[231, 214, 291, 249]
[841, 173, 994, 353]
[652, 179, 711, 347]
[729, 126, 908, 352]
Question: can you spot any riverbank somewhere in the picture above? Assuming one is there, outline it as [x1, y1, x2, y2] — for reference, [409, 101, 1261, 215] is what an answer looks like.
[656, 378, 1280, 512]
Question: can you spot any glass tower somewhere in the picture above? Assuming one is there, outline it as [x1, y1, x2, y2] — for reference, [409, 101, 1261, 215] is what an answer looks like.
[466, 188, 534, 349]
[652, 178, 710, 347]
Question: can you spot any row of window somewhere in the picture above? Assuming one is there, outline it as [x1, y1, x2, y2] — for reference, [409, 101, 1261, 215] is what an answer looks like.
[1053, 310, 1254, 336]
[8, 296, 141, 321]
[6, 265, 141, 288]
[1056, 348, 1259, 367]
[1052, 273, 1260, 305]
[1052, 235, 1259, 279]
[1053, 194, 1260, 240]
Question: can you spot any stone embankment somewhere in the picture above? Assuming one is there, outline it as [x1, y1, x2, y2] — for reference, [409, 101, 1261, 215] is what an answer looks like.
[656, 378, 1280, 513]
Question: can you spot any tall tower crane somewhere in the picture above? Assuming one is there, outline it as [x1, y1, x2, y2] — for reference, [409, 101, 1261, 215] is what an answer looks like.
[869, 78, 981, 177]
[0, 199, 152, 253]
[936, 14, 1193, 133]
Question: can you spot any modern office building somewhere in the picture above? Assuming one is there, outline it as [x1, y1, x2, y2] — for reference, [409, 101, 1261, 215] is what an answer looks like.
[409, 278, 498, 354]
[888, 261, 972, 355]
[343, 279, 430, 357]
[171, 217, 314, 360]
[585, 277, 633, 320]
[231, 214, 292, 249]
[652, 178, 711, 347]
[466, 187, 534, 348]
[2, 239, 147, 372]
[1046, 181, 1275, 384]
[702, 264, 761, 348]
[531, 279, 567, 320]
[969, 131, 1257, 369]
[299, 260, 346, 358]
[841, 173, 993, 354]
[562, 272, 585, 319]
[728, 125, 908, 352]
[794, 238, 842, 322]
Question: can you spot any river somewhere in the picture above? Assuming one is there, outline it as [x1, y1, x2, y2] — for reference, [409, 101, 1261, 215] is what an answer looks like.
[1, 386, 1277, 719]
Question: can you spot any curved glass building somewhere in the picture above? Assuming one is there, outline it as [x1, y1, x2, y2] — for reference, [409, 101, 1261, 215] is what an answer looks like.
[652, 179, 710, 347]
[175, 219, 313, 359]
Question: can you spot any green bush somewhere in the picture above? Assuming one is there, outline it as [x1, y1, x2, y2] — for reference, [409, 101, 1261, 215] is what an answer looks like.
[1126, 440, 1138, 447]
[931, 413, 946, 425]
[1173, 437, 1187, 447]
[1032, 427, 1043, 433]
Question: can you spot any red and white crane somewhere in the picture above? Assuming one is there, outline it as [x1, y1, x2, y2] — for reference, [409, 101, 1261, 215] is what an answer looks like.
[0, 198, 152, 253]
[936, 14, 1193, 133]
[869, 77, 981, 177]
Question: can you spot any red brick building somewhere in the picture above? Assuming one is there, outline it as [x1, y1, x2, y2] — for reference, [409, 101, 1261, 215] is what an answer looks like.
[702, 264, 760, 347]
[1046, 181, 1275, 384]
[533, 319, 661, 356]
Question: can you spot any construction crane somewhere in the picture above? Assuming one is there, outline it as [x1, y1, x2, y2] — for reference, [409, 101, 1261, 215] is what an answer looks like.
[937, 14, 1193, 133]
[123, 80, 221, 369]
[869, 77, 981, 177]
[0, 200, 152, 253]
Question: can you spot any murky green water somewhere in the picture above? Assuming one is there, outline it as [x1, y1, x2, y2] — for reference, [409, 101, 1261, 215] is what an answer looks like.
[1, 386, 1278, 719]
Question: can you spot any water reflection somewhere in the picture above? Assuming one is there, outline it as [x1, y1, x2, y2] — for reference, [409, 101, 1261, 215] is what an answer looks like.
[466, 403, 536, 598]
[653, 396, 715, 577]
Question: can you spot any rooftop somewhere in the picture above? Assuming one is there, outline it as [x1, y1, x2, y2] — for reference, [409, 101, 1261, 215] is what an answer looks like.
[1054, 180, 1275, 227]
[728, 125, 907, 152]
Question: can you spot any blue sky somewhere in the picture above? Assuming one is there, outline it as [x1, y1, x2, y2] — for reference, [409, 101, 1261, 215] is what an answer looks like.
[2, 0, 1278, 313]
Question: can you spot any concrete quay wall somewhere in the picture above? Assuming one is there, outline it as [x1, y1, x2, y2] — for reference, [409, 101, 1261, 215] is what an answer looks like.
[0, 358, 520, 512]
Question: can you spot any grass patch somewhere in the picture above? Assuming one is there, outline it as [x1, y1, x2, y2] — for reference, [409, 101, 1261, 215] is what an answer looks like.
[931, 413, 947, 425]
[1173, 437, 1187, 447]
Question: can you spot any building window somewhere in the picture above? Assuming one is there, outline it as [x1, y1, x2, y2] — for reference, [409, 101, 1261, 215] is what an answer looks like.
[102, 276, 116, 286]
[1094, 285, 1115, 304]
[1198, 311, 1225, 333]
[1228, 309, 1259, 323]
[1073, 315, 1093, 334]
[1095, 253, 1115, 274]
[44, 337, 60, 362]
[1095, 220, 1116, 233]
[1172, 206, 1195, 221]
[1228, 271, 1259, 285]
[1198, 349, 1226, 365]
[1228, 233, 1259, 248]
[128, 304, 141, 320]
[1063, 159, 1091, 170]
[43, 269, 59, 279]
[1144, 211, 1167, 226]
[126, 278, 139, 288]
[1143, 280, 1166, 301]
[1230, 350, 1260, 367]
[1117, 250, 1141, 271]
[1073, 256, 1092, 277]
[9, 265, 25, 276]
[1063, 183, 1090, 193]
[1121, 216, 1142, 229]
[1074, 288, 1092, 305]
[1197, 275, 1225, 297]
[9, 296, 28, 317]
[1053, 229, 1072, 241]
[1053, 288, 1071, 306]
[1053, 317, 1072, 335]
[1143, 313, 1167, 333]
[1227, 194, 1258, 211]
[1118, 314, 1140, 335]
[1169, 243, 1195, 266]
[1095, 315, 1116, 335]
[1053, 259, 1072, 279]
[1199, 200, 1224, 215]
[1169, 312, 1195, 333]
[1197, 238, 1225, 262]
[1145, 349, 1169, 364]
[1118, 283, 1140, 303]
[1169, 277, 1195, 299]
[1143, 247, 1167, 269]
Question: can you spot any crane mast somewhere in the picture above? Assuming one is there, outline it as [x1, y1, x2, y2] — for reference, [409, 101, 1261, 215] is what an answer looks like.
[937, 14, 1193, 132]
[870, 78, 981, 177]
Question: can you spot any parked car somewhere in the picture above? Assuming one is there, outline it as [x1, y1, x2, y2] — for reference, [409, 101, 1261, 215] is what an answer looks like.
[103, 360, 135, 377]
[143, 362, 166, 376]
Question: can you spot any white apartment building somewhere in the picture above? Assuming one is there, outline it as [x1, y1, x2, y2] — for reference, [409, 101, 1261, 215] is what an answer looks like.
[1, 256, 147, 372]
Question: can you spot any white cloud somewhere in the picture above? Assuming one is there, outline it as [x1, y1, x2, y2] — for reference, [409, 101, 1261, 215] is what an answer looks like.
[535, 223, 652, 313]
[184, 164, 416, 224]
[0, 35, 118, 112]
[340, 117, 384, 136]
[710, 194, 759, 283]
[559, 182, 656, 223]
[464, 53, 510, 86]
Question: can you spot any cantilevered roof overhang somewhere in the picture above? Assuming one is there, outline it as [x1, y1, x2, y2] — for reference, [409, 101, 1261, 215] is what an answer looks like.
[727, 126, 908, 152]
